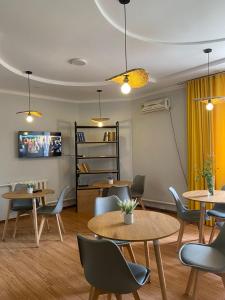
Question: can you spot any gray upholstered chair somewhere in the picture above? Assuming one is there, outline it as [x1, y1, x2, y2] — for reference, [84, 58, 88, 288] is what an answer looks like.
[95, 195, 136, 263]
[37, 186, 69, 242]
[179, 223, 225, 299]
[106, 185, 131, 201]
[131, 175, 146, 210]
[77, 234, 150, 299]
[169, 187, 204, 250]
[207, 185, 225, 243]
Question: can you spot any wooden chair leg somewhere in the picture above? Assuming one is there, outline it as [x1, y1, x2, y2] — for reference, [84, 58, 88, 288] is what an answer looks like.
[2, 202, 11, 241]
[192, 270, 200, 300]
[56, 214, 63, 242]
[185, 268, 195, 296]
[177, 220, 185, 251]
[91, 287, 101, 300]
[197, 223, 206, 244]
[88, 286, 95, 300]
[115, 294, 122, 300]
[13, 212, 20, 239]
[107, 294, 112, 300]
[38, 216, 46, 240]
[46, 218, 50, 231]
[209, 224, 216, 244]
[58, 214, 66, 233]
[138, 197, 145, 210]
[221, 274, 225, 288]
[144, 241, 150, 269]
[125, 244, 136, 263]
[132, 291, 140, 300]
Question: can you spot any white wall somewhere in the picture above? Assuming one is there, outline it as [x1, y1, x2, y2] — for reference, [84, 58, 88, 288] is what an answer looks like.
[0, 93, 77, 220]
[132, 88, 187, 209]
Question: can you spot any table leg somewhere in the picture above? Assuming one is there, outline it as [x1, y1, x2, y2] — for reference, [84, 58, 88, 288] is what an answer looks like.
[144, 241, 150, 269]
[199, 202, 206, 243]
[32, 198, 39, 247]
[2, 200, 11, 241]
[153, 240, 167, 300]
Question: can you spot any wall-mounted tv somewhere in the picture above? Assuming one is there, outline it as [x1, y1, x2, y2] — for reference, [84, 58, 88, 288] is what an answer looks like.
[18, 131, 62, 158]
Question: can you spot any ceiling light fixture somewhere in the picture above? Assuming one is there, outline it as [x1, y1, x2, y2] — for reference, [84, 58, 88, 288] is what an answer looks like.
[16, 71, 43, 122]
[91, 89, 110, 127]
[194, 49, 225, 111]
[68, 58, 87, 66]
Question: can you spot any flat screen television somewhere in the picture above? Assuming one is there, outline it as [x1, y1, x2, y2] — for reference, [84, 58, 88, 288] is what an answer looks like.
[18, 131, 62, 158]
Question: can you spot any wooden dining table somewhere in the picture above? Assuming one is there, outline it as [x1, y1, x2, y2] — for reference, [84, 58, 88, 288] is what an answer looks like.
[2, 189, 54, 246]
[183, 190, 225, 243]
[92, 180, 132, 189]
[88, 210, 179, 300]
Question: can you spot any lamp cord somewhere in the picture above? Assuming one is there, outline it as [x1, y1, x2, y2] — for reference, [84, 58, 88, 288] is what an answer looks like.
[207, 51, 211, 100]
[123, 4, 128, 73]
[98, 90, 102, 119]
[27, 73, 31, 112]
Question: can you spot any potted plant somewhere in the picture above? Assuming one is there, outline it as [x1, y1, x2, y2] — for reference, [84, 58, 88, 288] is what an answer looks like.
[197, 159, 214, 196]
[26, 183, 34, 194]
[117, 199, 138, 225]
[107, 175, 114, 185]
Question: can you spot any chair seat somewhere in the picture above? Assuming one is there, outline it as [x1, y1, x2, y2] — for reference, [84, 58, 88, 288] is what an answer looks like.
[180, 243, 225, 273]
[216, 221, 224, 229]
[11, 199, 39, 211]
[207, 209, 225, 219]
[37, 205, 56, 215]
[131, 192, 143, 199]
[181, 209, 202, 223]
[128, 262, 150, 285]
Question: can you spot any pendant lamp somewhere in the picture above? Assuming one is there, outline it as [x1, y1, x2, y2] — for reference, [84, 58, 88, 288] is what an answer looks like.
[16, 71, 43, 122]
[194, 49, 225, 111]
[91, 89, 109, 127]
[106, 0, 149, 93]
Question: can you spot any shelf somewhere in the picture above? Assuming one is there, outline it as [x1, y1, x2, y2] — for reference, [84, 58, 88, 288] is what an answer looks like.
[76, 125, 117, 129]
[77, 141, 117, 144]
[77, 185, 100, 190]
[77, 156, 118, 159]
[77, 170, 119, 175]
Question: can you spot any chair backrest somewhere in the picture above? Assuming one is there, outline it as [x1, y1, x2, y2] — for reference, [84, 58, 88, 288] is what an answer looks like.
[94, 195, 120, 216]
[168, 187, 187, 217]
[131, 175, 145, 195]
[211, 222, 225, 255]
[11, 183, 32, 210]
[107, 185, 131, 201]
[52, 186, 70, 214]
[77, 234, 142, 293]
[213, 185, 225, 211]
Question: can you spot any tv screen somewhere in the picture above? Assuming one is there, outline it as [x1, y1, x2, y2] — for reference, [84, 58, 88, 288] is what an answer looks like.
[18, 131, 62, 158]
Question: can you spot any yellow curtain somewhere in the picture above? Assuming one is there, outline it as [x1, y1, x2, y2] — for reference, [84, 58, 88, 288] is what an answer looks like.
[187, 73, 225, 225]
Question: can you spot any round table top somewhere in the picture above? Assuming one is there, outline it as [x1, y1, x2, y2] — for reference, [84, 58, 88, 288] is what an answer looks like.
[92, 180, 132, 189]
[2, 189, 54, 200]
[183, 190, 225, 203]
[88, 210, 180, 242]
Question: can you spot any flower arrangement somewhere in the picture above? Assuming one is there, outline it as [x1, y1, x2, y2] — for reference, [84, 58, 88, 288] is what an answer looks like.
[196, 159, 214, 195]
[117, 199, 138, 215]
[26, 182, 35, 193]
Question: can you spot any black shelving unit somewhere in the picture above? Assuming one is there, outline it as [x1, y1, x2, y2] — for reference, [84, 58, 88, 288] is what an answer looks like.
[74, 121, 120, 209]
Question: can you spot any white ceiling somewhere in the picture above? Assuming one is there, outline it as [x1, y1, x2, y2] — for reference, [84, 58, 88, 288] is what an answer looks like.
[0, 0, 225, 102]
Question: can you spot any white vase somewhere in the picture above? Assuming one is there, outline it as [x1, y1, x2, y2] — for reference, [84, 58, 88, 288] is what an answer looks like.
[124, 213, 133, 225]
[108, 179, 113, 185]
[27, 187, 33, 194]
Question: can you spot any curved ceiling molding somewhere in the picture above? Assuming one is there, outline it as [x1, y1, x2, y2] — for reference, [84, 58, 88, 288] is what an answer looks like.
[95, 0, 225, 45]
[0, 57, 111, 87]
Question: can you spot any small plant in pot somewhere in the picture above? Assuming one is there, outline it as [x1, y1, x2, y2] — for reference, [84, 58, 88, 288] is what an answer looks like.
[117, 199, 138, 225]
[26, 183, 34, 194]
[107, 175, 114, 185]
[196, 159, 214, 196]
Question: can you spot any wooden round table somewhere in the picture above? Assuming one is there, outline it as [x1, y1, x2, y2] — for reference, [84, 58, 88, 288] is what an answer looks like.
[92, 180, 132, 189]
[2, 189, 54, 246]
[88, 210, 179, 300]
[183, 190, 225, 243]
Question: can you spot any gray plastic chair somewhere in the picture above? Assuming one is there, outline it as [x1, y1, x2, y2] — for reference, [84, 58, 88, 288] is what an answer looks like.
[77, 234, 150, 299]
[179, 223, 225, 299]
[207, 185, 225, 243]
[37, 186, 69, 242]
[131, 175, 146, 210]
[169, 187, 204, 250]
[106, 185, 131, 201]
[95, 195, 136, 263]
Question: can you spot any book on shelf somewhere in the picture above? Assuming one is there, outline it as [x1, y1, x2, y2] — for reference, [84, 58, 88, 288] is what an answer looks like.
[77, 132, 85, 142]
[77, 163, 90, 173]
[103, 131, 116, 142]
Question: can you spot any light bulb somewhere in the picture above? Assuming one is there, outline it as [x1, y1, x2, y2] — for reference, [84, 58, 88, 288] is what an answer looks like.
[98, 121, 103, 127]
[26, 114, 33, 122]
[206, 102, 214, 111]
[121, 82, 131, 94]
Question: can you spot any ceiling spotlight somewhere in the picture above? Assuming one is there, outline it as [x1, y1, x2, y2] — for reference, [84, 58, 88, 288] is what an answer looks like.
[68, 58, 87, 66]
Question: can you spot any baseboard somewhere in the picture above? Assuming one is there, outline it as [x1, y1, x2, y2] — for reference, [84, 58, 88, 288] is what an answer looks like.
[143, 198, 176, 212]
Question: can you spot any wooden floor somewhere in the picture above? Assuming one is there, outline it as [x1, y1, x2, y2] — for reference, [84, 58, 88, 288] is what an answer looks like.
[0, 207, 224, 300]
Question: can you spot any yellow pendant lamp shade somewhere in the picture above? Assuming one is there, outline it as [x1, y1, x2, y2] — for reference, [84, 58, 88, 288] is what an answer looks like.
[91, 89, 109, 127]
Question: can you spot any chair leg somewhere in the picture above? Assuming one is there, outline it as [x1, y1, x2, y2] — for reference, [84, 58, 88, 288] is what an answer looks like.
[2, 202, 10, 241]
[56, 214, 63, 242]
[221, 275, 225, 289]
[58, 214, 66, 233]
[132, 291, 140, 300]
[197, 223, 206, 244]
[125, 244, 136, 263]
[192, 270, 200, 300]
[209, 224, 216, 244]
[13, 212, 20, 239]
[185, 268, 195, 296]
[107, 294, 112, 300]
[90, 287, 101, 300]
[88, 286, 95, 300]
[38, 217, 46, 240]
[177, 220, 185, 252]
[46, 218, 50, 231]
[115, 294, 122, 300]
[138, 197, 145, 210]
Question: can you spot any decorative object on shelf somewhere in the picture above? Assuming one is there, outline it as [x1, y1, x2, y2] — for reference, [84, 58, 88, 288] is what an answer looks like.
[77, 163, 89, 173]
[26, 183, 34, 194]
[91, 89, 109, 127]
[193, 49, 225, 111]
[16, 71, 43, 122]
[106, 0, 149, 94]
[76, 132, 85, 142]
[117, 199, 138, 225]
[103, 131, 116, 142]
[196, 159, 215, 196]
[107, 175, 114, 185]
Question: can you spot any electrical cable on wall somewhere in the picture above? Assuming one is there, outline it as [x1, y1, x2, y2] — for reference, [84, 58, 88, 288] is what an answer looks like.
[168, 108, 188, 187]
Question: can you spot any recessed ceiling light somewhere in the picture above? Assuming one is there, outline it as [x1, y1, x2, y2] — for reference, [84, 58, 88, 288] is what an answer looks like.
[68, 58, 87, 66]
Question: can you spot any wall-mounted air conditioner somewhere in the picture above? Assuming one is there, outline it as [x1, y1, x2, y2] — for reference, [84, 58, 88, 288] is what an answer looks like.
[141, 98, 170, 113]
